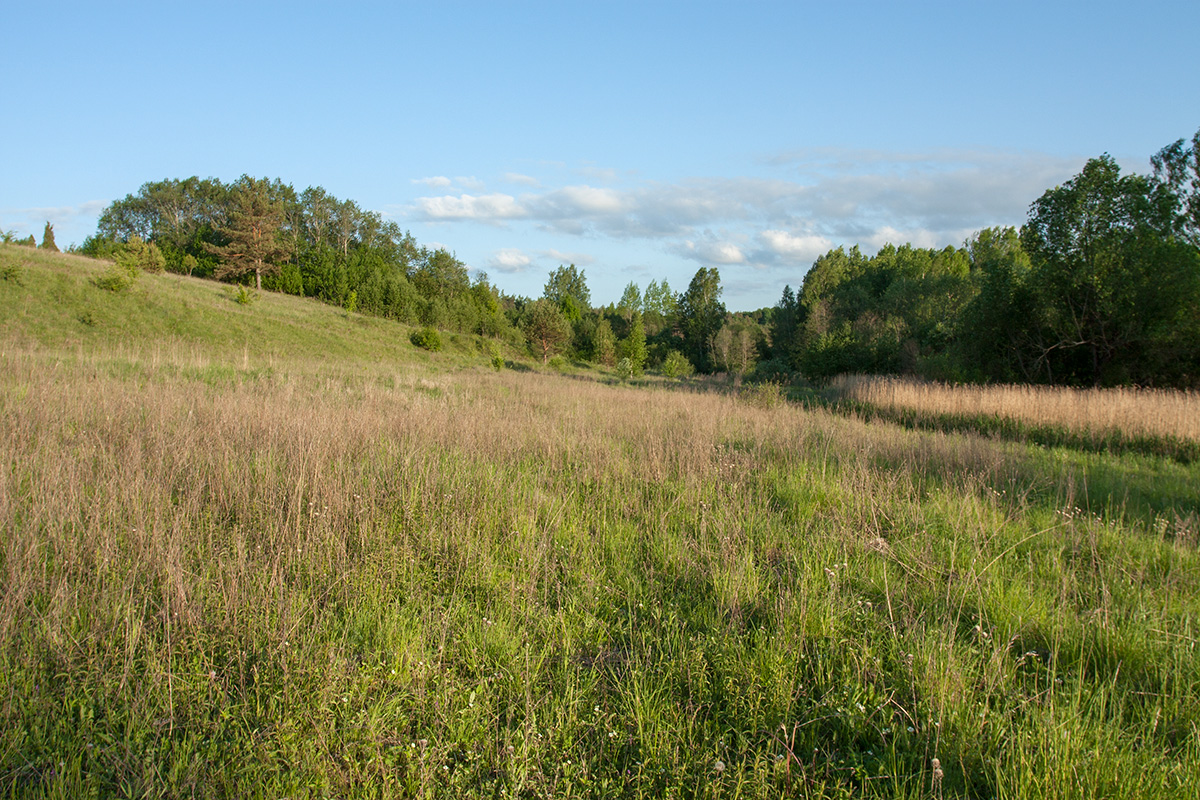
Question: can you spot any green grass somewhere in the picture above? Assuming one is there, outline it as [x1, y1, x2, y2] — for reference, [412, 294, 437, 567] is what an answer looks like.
[2, 247, 1199, 798]
[0, 244, 527, 375]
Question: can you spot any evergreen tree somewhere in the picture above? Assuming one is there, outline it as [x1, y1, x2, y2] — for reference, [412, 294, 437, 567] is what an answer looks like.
[41, 222, 59, 252]
[205, 178, 288, 290]
[524, 299, 573, 364]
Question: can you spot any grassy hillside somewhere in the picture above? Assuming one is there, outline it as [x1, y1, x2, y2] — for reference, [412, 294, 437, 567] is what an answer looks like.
[2, 247, 1199, 798]
[0, 244, 514, 374]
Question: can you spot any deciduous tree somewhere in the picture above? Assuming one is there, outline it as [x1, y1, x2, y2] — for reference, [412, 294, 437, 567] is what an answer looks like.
[1021, 155, 1198, 385]
[677, 268, 725, 371]
[620, 311, 647, 375]
[1152, 127, 1200, 248]
[543, 264, 591, 311]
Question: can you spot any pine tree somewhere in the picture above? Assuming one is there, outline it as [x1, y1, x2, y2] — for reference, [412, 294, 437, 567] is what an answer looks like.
[524, 299, 572, 364]
[41, 222, 59, 252]
[205, 178, 288, 290]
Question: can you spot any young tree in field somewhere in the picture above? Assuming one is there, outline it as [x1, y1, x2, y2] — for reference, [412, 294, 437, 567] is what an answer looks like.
[40, 222, 58, 252]
[524, 299, 572, 364]
[205, 178, 288, 290]
[619, 311, 648, 376]
[592, 317, 617, 366]
[678, 267, 725, 371]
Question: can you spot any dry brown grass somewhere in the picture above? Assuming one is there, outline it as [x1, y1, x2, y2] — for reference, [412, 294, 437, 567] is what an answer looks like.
[829, 373, 1200, 443]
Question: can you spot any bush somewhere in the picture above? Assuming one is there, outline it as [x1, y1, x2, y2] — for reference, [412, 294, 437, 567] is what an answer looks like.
[410, 327, 442, 352]
[748, 358, 792, 385]
[232, 286, 257, 306]
[116, 236, 166, 274]
[661, 349, 694, 379]
[93, 260, 140, 293]
[547, 355, 567, 372]
[0, 263, 24, 285]
[616, 357, 634, 381]
[741, 381, 785, 409]
[488, 342, 505, 371]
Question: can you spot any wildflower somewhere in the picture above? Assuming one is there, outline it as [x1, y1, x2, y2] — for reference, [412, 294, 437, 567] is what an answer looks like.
[713, 760, 726, 774]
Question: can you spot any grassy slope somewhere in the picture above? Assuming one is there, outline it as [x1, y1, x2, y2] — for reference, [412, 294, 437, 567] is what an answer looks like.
[0, 245, 511, 373]
[2, 247, 1200, 799]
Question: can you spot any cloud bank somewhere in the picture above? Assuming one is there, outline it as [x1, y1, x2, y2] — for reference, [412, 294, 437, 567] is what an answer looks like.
[411, 149, 1081, 274]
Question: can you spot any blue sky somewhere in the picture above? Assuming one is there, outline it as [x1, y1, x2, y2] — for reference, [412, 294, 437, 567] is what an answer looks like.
[3, 1, 1197, 309]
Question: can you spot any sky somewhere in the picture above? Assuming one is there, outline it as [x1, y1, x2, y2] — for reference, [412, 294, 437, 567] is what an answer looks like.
[3, 1, 1198, 310]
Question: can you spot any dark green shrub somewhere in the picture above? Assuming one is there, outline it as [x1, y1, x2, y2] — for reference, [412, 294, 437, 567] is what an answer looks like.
[748, 358, 791, 384]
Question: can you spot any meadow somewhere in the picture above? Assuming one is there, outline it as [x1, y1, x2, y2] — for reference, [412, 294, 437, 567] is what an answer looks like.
[2, 245, 1199, 798]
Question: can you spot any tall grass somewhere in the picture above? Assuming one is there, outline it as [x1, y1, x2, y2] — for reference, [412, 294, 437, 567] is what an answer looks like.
[2, 339, 1198, 798]
[2, 249, 1199, 797]
[829, 373, 1200, 444]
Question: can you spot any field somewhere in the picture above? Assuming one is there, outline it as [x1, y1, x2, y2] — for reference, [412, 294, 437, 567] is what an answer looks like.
[2, 246, 1200, 798]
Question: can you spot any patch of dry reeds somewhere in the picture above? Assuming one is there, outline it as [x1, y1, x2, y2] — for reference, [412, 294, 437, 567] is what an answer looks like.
[829, 374, 1200, 443]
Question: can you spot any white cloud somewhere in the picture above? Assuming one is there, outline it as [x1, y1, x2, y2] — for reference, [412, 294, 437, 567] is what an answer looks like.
[539, 248, 595, 266]
[860, 225, 978, 251]
[488, 248, 533, 273]
[503, 172, 541, 186]
[412, 176, 453, 187]
[576, 165, 621, 182]
[6, 199, 109, 223]
[415, 193, 527, 222]
[674, 234, 747, 266]
[455, 176, 485, 191]
[757, 229, 833, 263]
[533, 185, 628, 216]
[401, 147, 1087, 300]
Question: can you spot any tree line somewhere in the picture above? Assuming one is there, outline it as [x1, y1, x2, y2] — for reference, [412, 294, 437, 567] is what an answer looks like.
[71, 127, 1199, 387]
[81, 176, 515, 341]
[764, 130, 1200, 389]
[75, 174, 740, 374]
